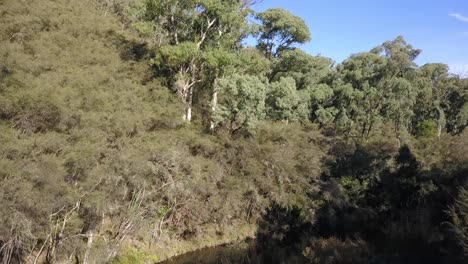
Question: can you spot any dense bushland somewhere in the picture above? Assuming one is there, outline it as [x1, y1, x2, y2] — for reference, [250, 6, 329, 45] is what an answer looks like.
[0, 0, 467, 263]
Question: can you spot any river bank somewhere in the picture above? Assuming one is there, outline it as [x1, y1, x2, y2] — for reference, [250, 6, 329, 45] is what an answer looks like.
[113, 224, 257, 263]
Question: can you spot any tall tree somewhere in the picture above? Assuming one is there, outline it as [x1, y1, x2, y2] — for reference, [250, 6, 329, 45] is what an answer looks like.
[256, 8, 311, 59]
[449, 186, 468, 258]
[337, 52, 387, 138]
[309, 84, 337, 126]
[445, 76, 468, 135]
[206, 47, 270, 131]
[380, 77, 416, 146]
[269, 49, 333, 88]
[269, 49, 336, 125]
[373, 35, 421, 78]
[212, 74, 267, 134]
[373, 36, 421, 145]
[266, 77, 309, 122]
[142, 0, 251, 122]
[419, 63, 455, 139]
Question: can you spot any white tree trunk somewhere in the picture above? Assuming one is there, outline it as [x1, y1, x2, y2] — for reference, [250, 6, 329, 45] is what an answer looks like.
[185, 106, 192, 122]
[437, 122, 442, 140]
[436, 107, 445, 140]
[184, 86, 194, 122]
[83, 232, 93, 264]
[210, 89, 218, 131]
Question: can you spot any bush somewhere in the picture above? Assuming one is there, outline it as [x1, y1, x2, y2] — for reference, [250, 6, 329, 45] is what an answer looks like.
[305, 237, 370, 264]
[111, 247, 158, 264]
[10, 92, 63, 133]
[449, 186, 468, 258]
[416, 120, 438, 138]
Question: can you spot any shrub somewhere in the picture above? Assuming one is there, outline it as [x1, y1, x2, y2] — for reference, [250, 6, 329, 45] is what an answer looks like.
[305, 237, 370, 264]
[449, 186, 468, 258]
[111, 247, 158, 264]
[12, 93, 63, 133]
[416, 120, 438, 138]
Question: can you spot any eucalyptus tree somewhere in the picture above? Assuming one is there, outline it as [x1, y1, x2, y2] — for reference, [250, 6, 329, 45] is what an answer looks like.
[205, 47, 270, 131]
[337, 52, 387, 138]
[419, 63, 456, 139]
[266, 77, 309, 122]
[256, 8, 311, 59]
[373, 36, 421, 79]
[449, 186, 468, 257]
[446, 77, 468, 135]
[331, 82, 362, 134]
[270, 49, 334, 88]
[373, 36, 421, 145]
[237, 47, 272, 76]
[141, 0, 252, 122]
[380, 77, 416, 146]
[209, 48, 270, 132]
[268, 49, 336, 125]
[212, 74, 267, 134]
[310, 83, 337, 127]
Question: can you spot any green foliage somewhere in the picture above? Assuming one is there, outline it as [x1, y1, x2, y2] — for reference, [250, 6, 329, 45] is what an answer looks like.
[374, 35, 421, 78]
[139, 0, 252, 121]
[340, 176, 369, 204]
[111, 247, 158, 264]
[266, 77, 309, 122]
[270, 49, 334, 89]
[314, 106, 338, 126]
[213, 74, 266, 134]
[415, 120, 438, 138]
[256, 8, 311, 58]
[1, 0, 467, 263]
[237, 47, 272, 76]
[336, 52, 387, 137]
[380, 77, 416, 141]
[449, 186, 468, 258]
[156, 42, 199, 69]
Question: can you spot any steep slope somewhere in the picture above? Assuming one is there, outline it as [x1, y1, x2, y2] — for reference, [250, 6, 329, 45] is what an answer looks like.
[0, 1, 326, 262]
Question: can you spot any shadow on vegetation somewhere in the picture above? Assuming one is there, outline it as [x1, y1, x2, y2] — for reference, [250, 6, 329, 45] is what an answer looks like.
[311, 144, 466, 264]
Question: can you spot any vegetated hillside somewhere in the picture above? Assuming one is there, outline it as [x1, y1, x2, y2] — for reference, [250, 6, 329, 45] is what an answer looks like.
[0, 1, 326, 263]
[0, 0, 467, 264]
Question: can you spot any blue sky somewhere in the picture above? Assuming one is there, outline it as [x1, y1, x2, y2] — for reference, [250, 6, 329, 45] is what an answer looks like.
[248, 0, 468, 73]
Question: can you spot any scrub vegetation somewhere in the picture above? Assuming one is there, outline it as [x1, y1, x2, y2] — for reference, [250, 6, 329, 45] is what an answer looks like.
[0, 0, 467, 263]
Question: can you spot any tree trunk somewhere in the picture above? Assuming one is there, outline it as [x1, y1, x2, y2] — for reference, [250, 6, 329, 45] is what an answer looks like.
[437, 122, 442, 140]
[1, 241, 13, 264]
[184, 86, 193, 122]
[395, 120, 401, 148]
[83, 232, 93, 264]
[436, 106, 445, 140]
[209, 89, 218, 132]
[185, 106, 192, 122]
[366, 119, 374, 141]
[46, 241, 57, 264]
[176, 77, 195, 122]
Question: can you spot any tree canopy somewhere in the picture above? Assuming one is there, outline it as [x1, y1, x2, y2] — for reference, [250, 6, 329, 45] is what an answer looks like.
[256, 8, 311, 59]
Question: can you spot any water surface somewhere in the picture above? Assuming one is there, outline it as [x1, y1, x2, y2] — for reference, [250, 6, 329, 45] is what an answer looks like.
[160, 239, 309, 264]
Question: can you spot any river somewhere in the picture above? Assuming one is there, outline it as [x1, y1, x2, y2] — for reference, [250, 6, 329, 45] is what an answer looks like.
[160, 239, 309, 264]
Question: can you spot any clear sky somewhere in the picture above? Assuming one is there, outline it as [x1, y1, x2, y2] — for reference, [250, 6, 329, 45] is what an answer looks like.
[249, 0, 468, 73]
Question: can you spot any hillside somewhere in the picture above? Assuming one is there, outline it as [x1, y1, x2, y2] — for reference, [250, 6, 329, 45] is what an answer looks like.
[0, 1, 327, 262]
[0, 0, 467, 264]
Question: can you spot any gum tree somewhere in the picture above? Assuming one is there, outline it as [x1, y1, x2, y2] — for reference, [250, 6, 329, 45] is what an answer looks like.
[256, 8, 311, 59]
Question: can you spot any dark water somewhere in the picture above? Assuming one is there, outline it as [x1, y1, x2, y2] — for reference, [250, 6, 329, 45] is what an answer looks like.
[160, 239, 309, 264]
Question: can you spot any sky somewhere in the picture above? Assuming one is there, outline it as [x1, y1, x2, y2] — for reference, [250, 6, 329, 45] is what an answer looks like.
[248, 0, 468, 74]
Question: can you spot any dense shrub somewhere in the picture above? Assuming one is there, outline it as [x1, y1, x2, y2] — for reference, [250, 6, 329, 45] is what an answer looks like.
[305, 237, 370, 264]
[449, 186, 468, 259]
[0, 0, 467, 263]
